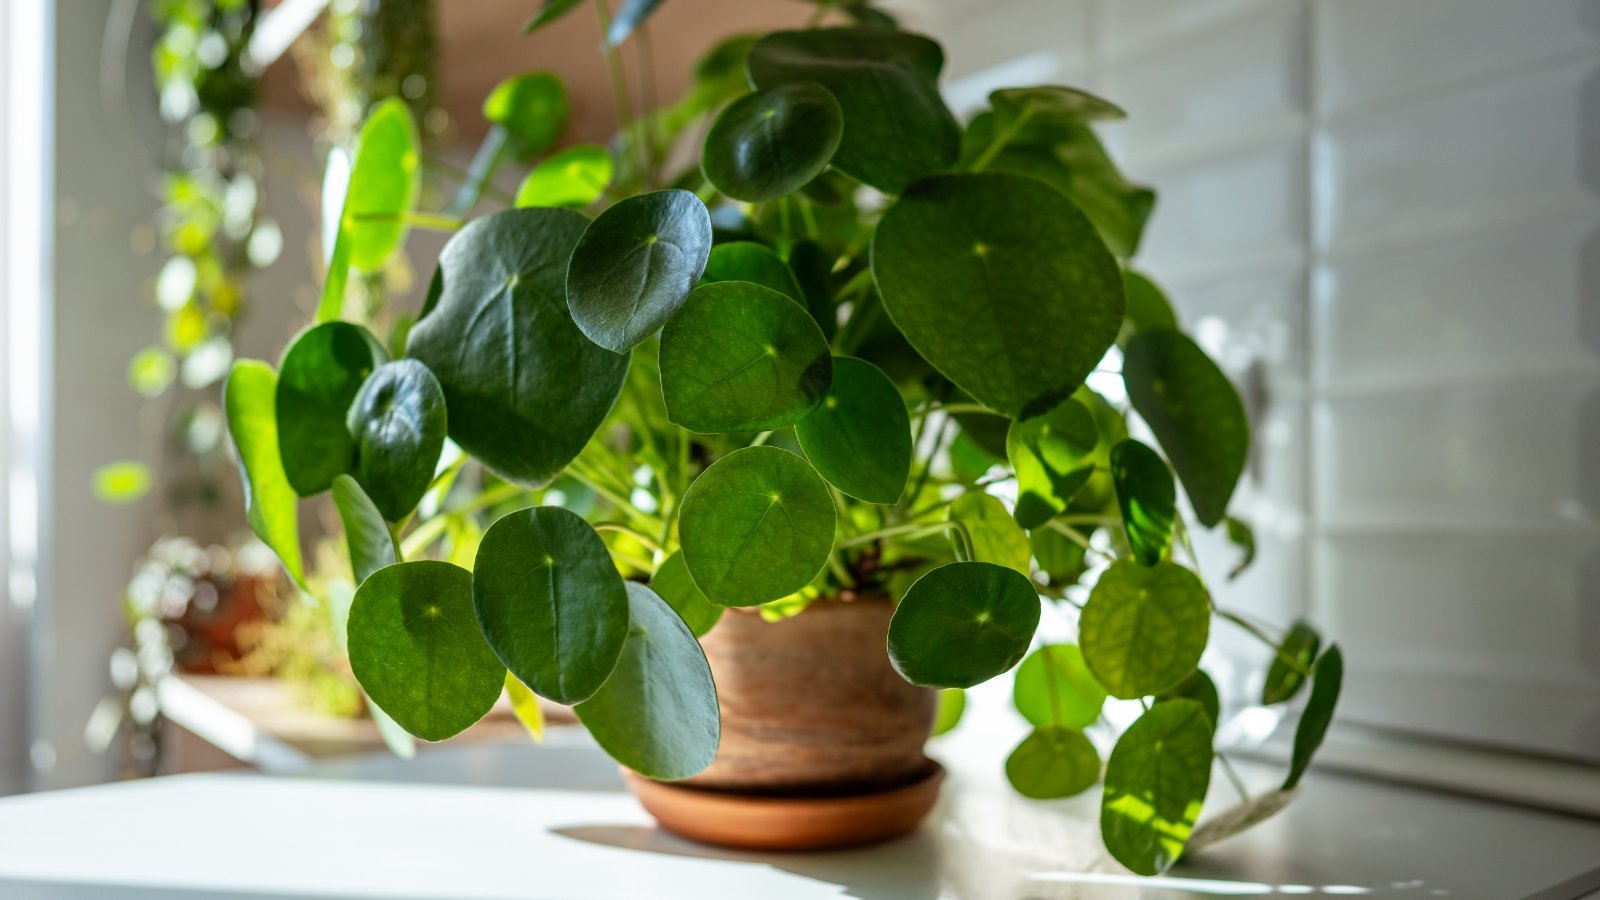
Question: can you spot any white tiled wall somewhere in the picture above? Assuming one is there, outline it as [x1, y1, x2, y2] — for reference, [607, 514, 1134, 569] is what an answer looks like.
[921, 0, 1600, 761]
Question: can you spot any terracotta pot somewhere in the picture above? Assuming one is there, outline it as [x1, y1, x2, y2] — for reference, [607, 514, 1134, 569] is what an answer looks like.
[626, 594, 942, 850]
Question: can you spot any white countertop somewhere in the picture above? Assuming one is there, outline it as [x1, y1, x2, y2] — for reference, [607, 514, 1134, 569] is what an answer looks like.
[1, 727, 1598, 899]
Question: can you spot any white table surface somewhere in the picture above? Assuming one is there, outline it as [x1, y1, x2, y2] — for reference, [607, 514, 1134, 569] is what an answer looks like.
[1, 727, 1598, 900]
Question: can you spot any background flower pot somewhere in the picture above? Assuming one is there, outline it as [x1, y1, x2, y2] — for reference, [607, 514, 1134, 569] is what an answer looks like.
[626, 594, 942, 850]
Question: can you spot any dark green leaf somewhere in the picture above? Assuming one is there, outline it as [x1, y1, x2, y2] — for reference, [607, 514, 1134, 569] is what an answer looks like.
[1101, 699, 1214, 875]
[574, 582, 720, 780]
[331, 475, 396, 586]
[1013, 644, 1106, 729]
[990, 85, 1126, 130]
[1225, 515, 1256, 581]
[1030, 526, 1089, 587]
[702, 84, 843, 202]
[932, 688, 965, 736]
[522, 0, 582, 33]
[787, 240, 838, 339]
[1123, 330, 1250, 528]
[1264, 621, 1322, 706]
[747, 28, 959, 195]
[223, 360, 304, 586]
[887, 561, 1040, 688]
[348, 561, 503, 742]
[566, 190, 712, 353]
[949, 492, 1030, 576]
[1006, 726, 1101, 800]
[407, 208, 629, 486]
[483, 72, 569, 159]
[1157, 669, 1221, 734]
[515, 145, 614, 208]
[1080, 560, 1210, 699]
[659, 282, 832, 433]
[1120, 270, 1178, 342]
[1111, 439, 1176, 566]
[1284, 644, 1342, 790]
[1008, 398, 1099, 529]
[604, 0, 664, 48]
[650, 550, 724, 637]
[346, 359, 447, 521]
[700, 241, 805, 304]
[677, 446, 836, 606]
[472, 506, 630, 705]
[794, 356, 910, 504]
[346, 99, 421, 273]
[276, 321, 387, 496]
[873, 173, 1124, 418]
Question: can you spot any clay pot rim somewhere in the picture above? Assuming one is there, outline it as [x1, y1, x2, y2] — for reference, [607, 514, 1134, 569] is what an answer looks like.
[627, 759, 943, 800]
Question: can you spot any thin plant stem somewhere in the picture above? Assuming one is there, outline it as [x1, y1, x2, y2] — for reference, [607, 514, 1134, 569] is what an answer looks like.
[594, 522, 664, 555]
[1045, 519, 1114, 563]
[1216, 608, 1311, 677]
[906, 415, 953, 510]
[591, 0, 639, 184]
[351, 211, 464, 231]
[749, 431, 774, 447]
[1218, 751, 1253, 803]
[969, 106, 1034, 173]
[909, 402, 993, 419]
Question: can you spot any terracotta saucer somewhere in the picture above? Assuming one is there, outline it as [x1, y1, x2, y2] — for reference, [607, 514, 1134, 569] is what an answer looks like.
[623, 762, 945, 852]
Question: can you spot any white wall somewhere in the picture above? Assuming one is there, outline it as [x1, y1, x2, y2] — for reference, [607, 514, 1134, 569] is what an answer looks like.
[923, 0, 1600, 761]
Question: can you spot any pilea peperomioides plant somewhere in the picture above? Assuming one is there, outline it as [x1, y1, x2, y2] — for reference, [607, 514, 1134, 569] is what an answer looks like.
[225, 6, 1340, 875]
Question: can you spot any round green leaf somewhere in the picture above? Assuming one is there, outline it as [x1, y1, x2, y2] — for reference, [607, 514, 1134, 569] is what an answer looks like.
[574, 582, 720, 781]
[949, 492, 1030, 576]
[472, 506, 630, 705]
[1123, 330, 1249, 528]
[1101, 699, 1214, 875]
[407, 208, 628, 486]
[346, 99, 421, 273]
[990, 86, 1126, 130]
[1285, 645, 1343, 790]
[1013, 644, 1106, 729]
[747, 28, 958, 195]
[483, 71, 569, 159]
[331, 475, 397, 586]
[702, 84, 843, 202]
[677, 446, 835, 606]
[1263, 621, 1320, 706]
[1110, 439, 1176, 566]
[346, 359, 447, 522]
[1080, 560, 1211, 699]
[1006, 726, 1101, 800]
[932, 688, 965, 737]
[276, 321, 387, 496]
[348, 561, 504, 742]
[660, 282, 832, 434]
[794, 356, 910, 504]
[224, 361, 304, 586]
[650, 550, 724, 637]
[873, 173, 1124, 419]
[700, 241, 804, 304]
[1119, 270, 1178, 342]
[1008, 398, 1099, 529]
[1156, 669, 1221, 734]
[515, 145, 613, 208]
[566, 190, 713, 353]
[887, 561, 1040, 689]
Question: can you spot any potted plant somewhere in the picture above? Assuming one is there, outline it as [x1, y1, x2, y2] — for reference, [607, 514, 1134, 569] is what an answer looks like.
[224, 1, 1341, 874]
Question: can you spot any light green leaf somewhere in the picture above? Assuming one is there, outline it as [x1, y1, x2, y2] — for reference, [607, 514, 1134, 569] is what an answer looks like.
[483, 72, 569, 159]
[660, 282, 832, 434]
[515, 145, 613, 208]
[472, 506, 629, 705]
[678, 446, 836, 606]
[348, 561, 503, 742]
[795, 356, 910, 504]
[346, 99, 421, 273]
[505, 672, 546, 742]
[932, 688, 965, 736]
[574, 582, 720, 780]
[330, 475, 397, 586]
[1006, 726, 1101, 800]
[1123, 330, 1249, 528]
[347, 359, 447, 521]
[1008, 398, 1099, 529]
[1110, 439, 1176, 566]
[1013, 644, 1106, 730]
[949, 493, 1030, 576]
[990, 85, 1125, 130]
[1080, 560, 1210, 699]
[873, 173, 1124, 419]
[223, 360, 304, 587]
[887, 561, 1039, 689]
[1262, 621, 1320, 706]
[1101, 699, 1214, 875]
[747, 28, 958, 195]
[650, 550, 724, 637]
[702, 84, 843, 202]
[275, 321, 387, 496]
[407, 208, 629, 486]
[700, 241, 805, 305]
[1284, 645, 1342, 790]
[92, 462, 151, 504]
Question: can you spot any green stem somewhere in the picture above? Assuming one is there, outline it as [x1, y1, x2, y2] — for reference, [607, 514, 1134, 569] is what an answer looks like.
[837, 521, 951, 549]
[1218, 751, 1253, 803]
[591, 0, 639, 185]
[1216, 608, 1311, 677]
[594, 522, 664, 555]
[351, 211, 465, 231]
[969, 106, 1034, 173]
[1045, 519, 1114, 562]
[910, 402, 993, 419]
[906, 415, 953, 509]
[826, 550, 856, 588]
[446, 125, 510, 217]
[749, 430, 774, 447]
